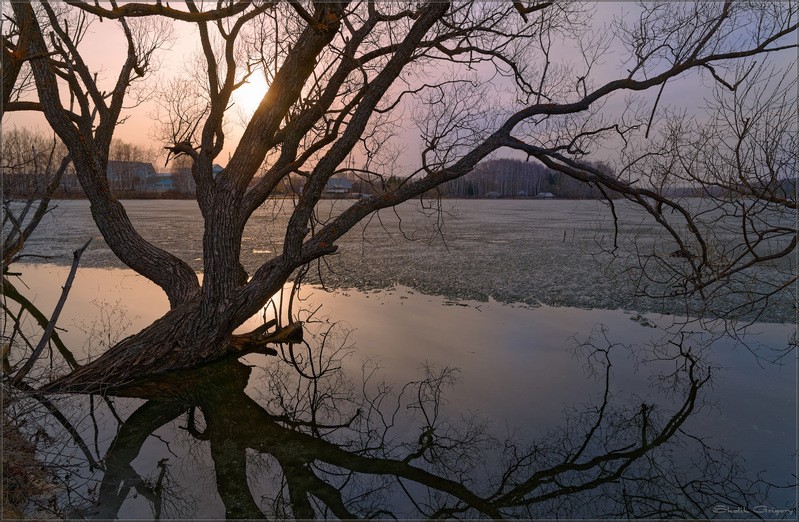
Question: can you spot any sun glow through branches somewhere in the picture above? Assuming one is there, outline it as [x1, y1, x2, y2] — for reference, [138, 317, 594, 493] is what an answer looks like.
[233, 72, 269, 116]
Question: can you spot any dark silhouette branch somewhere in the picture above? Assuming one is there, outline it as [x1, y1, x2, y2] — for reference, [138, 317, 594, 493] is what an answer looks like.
[11, 238, 90, 386]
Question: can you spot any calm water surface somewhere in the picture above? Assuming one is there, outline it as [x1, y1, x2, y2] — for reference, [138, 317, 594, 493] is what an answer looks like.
[4, 199, 796, 519]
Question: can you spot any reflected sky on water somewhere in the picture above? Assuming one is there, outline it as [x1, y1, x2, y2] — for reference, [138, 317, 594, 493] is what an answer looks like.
[4, 264, 795, 519]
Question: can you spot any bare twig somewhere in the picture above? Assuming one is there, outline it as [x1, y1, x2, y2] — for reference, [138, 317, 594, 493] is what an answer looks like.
[11, 238, 91, 385]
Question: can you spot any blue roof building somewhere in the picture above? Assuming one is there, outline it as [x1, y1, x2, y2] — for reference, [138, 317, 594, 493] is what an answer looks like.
[324, 177, 353, 194]
[146, 174, 177, 192]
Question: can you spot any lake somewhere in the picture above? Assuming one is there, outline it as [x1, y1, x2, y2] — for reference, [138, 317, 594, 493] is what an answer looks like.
[3, 199, 796, 519]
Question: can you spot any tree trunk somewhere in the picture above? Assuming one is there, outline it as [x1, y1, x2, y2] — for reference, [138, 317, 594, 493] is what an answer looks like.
[42, 294, 303, 394]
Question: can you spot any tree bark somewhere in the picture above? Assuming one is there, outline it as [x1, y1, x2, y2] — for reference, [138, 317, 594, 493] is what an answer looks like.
[15, 1, 795, 394]
[12, 2, 200, 308]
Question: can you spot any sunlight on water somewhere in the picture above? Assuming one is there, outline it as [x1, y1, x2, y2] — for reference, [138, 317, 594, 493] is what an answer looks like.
[6, 199, 796, 518]
[5, 263, 795, 518]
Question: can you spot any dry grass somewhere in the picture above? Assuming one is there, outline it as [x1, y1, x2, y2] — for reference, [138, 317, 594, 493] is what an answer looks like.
[2, 411, 56, 519]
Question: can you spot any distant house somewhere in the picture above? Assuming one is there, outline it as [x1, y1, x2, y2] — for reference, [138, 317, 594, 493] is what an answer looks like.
[534, 192, 555, 199]
[324, 177, 353, 195]
[146, 174, 177, 192]
[107, 161, 156, 192]
[212, 164, 224, 179]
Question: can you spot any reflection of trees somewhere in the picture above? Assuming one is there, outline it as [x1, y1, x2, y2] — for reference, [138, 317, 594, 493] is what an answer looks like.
[86, 399, 191, 520]
[1, 122, 93, 516]
[79, 322, 779, 520]
[11, 1, 794, 391]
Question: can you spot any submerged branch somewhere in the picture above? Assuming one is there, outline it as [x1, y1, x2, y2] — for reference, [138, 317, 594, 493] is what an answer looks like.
[1, 277, 79, 370]
[229, 322, 304, 356]
[11, 239, 90, 386]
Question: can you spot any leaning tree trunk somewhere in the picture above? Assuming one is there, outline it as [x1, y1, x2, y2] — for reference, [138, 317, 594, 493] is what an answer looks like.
[43, 293, 304, 395]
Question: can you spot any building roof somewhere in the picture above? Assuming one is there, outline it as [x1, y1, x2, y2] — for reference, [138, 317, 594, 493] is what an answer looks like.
[107, 161, 156, 180]
[145, 174, 176, 190]
[326, 177, 353, 190]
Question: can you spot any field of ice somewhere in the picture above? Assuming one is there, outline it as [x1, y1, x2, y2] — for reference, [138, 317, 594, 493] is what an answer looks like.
[17, 198, 795, 323]
[7, 197, 796, 518]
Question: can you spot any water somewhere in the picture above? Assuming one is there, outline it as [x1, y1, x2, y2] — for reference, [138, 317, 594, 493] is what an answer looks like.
[17, 198, 795, 322]
[3, 200, 796, 519]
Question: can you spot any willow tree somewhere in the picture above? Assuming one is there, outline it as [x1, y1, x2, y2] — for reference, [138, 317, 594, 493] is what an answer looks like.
[5, 1, 795, 393]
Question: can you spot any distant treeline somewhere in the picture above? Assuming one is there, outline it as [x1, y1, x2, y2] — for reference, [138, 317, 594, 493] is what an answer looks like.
[438, 158, 614, 199]
[660, 179, 797, 200]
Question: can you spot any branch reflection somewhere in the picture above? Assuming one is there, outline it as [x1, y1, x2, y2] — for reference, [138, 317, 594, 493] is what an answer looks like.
[77, 321, 778, 520]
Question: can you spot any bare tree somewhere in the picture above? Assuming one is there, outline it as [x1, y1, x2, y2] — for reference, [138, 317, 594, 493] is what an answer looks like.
[49, 322, 776, 520]
[2, 2, 87, 268]
[4, 1, 795, 392]
[169, 154, 197, 195]
[2, 129, 71, 266]
[1, 129, 83, 375]
[1, 0, 37, 115]
[609, 61, 797, 326]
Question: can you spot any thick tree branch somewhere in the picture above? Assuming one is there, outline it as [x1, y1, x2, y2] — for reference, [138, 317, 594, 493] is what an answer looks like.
[12, 2, 201, 307]
[64, 1, 254, 22]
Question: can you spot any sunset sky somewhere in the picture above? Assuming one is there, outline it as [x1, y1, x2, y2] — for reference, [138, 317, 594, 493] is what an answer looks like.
[5, 2, 795, 172]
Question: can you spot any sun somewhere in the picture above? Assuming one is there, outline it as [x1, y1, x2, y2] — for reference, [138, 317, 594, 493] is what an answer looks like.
[233, 72, 269, 116]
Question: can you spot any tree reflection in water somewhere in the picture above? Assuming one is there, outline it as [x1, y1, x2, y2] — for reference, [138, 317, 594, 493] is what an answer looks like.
[27, 320, 772, 520]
